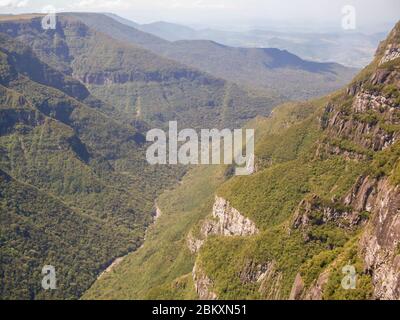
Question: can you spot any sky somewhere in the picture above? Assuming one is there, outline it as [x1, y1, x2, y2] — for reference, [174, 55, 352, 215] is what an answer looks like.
[0, 0, 399, 33]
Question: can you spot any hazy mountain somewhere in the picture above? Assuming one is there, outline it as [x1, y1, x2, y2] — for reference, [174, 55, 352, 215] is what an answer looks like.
[139, 21, 199, 41]
[75, 13, 357, 100]
[137, 20, 384, 68]
[149, 40, 357, 100]
[85, 21, 400, 300]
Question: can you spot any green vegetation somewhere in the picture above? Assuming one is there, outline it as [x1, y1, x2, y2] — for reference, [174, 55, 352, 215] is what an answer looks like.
[322, 238, 374, 300]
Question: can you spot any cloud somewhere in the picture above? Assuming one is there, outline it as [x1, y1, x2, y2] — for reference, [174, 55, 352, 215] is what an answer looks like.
[70, 0, 128, 9]
[0, 0, 29, 8]
[169, 0, 230, 9]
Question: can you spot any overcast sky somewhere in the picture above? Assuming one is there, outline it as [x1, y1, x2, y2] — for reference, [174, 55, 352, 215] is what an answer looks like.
[0, 0, 399, 32]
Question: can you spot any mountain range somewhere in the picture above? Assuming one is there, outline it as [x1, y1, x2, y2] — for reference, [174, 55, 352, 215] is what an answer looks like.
[70, 12, 357, 101]
[108, 14, 384, 69]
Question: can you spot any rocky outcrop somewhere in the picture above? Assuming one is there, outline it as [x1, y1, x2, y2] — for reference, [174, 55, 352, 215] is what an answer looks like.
[322, 94, 399, 153]
[237, 259, 283, 299]
[240, 260, 272, 283]
[353, 91, 396, 113]
[256, 261, 283, 299]
[292, 194, 363, 233]
[380, 45, 400, 65]
[211, 196, 259, 236]
[187, 232, 205, 254]
[289, 269, 330, 300]
[304, 271, 330, 300]
[187, 196, 259, 254]
[289, 273, 305, 300]
[192, 263, 217, 300]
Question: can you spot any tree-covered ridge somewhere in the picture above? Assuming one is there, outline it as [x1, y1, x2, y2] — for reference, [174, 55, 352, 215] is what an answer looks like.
[72, 12, 358, 101]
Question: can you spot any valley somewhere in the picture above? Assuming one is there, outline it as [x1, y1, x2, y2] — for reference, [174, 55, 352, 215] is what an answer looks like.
[85, 20, 400, 300]
[0, 9, 399, 301]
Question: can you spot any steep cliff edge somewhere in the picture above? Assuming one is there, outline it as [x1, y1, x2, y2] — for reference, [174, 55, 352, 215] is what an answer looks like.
[288, 21, 400, 299]
[358, 177, 400, 299]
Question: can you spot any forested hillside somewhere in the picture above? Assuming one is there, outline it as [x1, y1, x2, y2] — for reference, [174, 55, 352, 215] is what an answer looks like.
[0, 31, 186, 299]
[0, 14, 280, 130]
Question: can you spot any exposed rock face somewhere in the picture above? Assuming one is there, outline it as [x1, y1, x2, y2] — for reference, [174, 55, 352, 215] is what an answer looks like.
[289, 273, 305, 300]
[355, 177, 400, 299]
[343, 176, 377, 211]
[187, 196, 259, 254]
[304, 271, 330, 300]
[153, 205, 162, 222]
[292, 194, 363, 233]
[240, 260, 271, 283]
[76, 67, 224, 86]
[192, 263, 217, 300]
[257, 263, 283, 300]
[238, 259, 283, 299]
[380, 45, 400, 65]
[321, 93, 399, 153]
[211, 196, 259, 236]
[353, 91, 395, 113]
[288, 266, 330, 300]
[187, 232, 205, 254]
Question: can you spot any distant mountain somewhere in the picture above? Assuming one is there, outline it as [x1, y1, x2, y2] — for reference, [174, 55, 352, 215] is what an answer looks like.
[103, 12, 141, 29]
[139, 21, 198, 41]
[149, 40, 357, 100]
[136, 20, 384, 68]
[75, 13, 357, 100]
